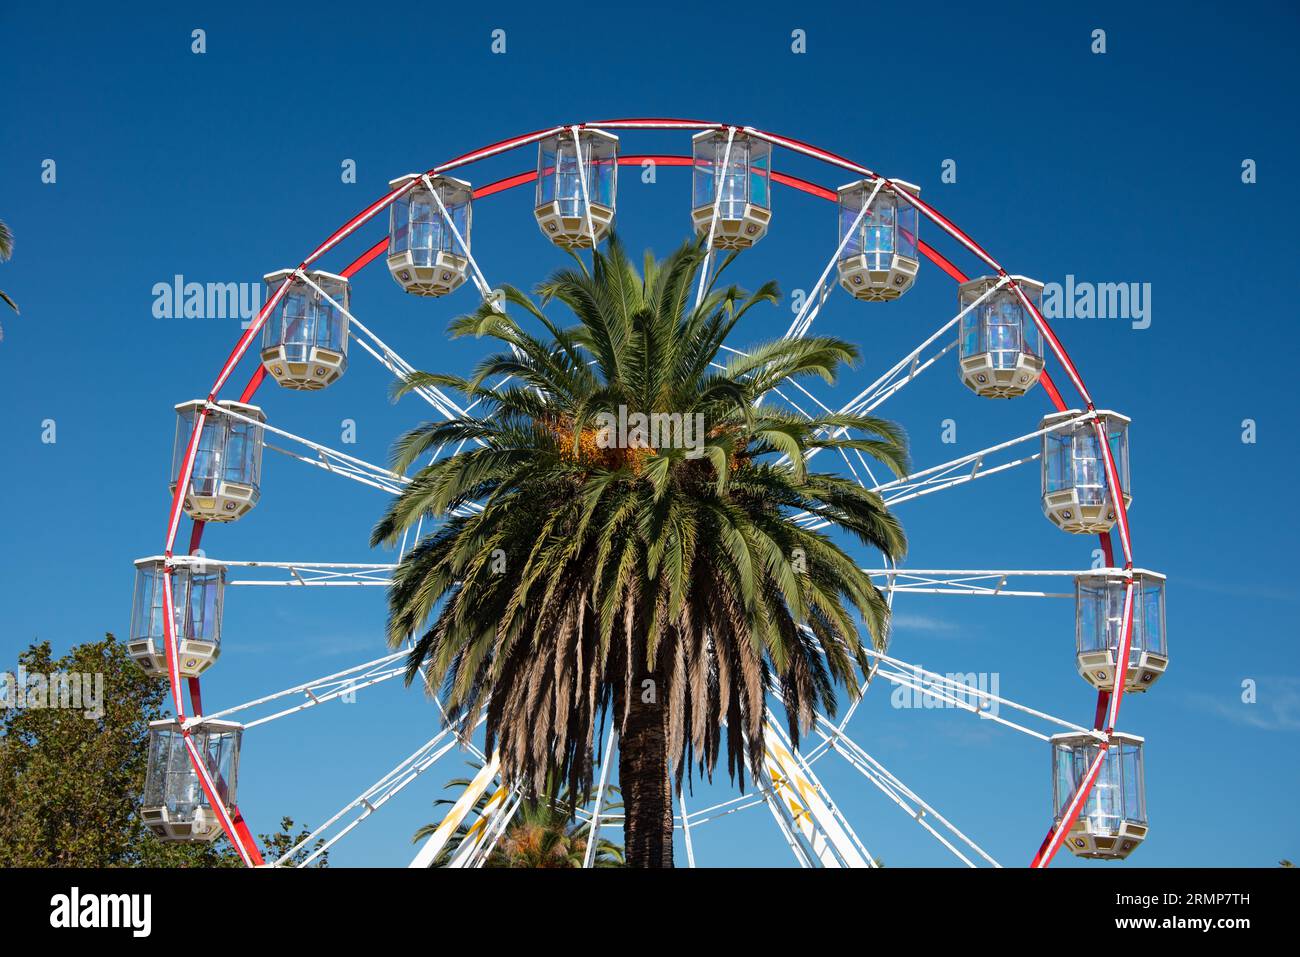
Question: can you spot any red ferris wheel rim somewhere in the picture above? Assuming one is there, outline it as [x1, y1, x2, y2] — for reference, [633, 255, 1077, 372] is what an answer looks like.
[157, 118, 1139, 869]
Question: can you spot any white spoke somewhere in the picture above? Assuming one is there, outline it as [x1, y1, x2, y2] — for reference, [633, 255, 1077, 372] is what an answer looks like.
[423, 175, 494, 306]
[263, 439, 407, 496]
[186, 649, 408, 730]
[753, 761, 815, 868]
[794, 412, 1093, 528]
[170, 557, 398, 588]
[813, 716, 1000, 868]
[681, 790, 767, 825]
[826, 275, 1010, 428]
[409, 750, 499, 868]
[765, 717, 876, 867]
[571, 126, 600, 248]
[207, 400, 410, 496]
[862, 647, 1103, 741]
[421, 180, 538, 387]
[695, 127, 736, 308]
[876, 411, 1091, 498]
[208, 401, 483, 514]
[462, 789, 522, 868]
[878, 666, 1053, 741]
[296, 270, 471, 422]
[863, 567, 1112, 599]
[881, 452, 1036, 508]
[582, 724, 617, 868]
[783, 179, 882, 341]
[883, 414, 1090, 503]
[679, 790, 697, 869]
[279, 718, 481, 867]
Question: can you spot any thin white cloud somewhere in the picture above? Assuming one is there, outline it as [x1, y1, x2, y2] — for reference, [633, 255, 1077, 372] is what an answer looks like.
[891, 612, 964, 636]
[1184, 677, 1300, 732]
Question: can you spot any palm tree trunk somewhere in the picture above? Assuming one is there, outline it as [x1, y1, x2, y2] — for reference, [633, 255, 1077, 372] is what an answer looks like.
[619, 670, 674, 867]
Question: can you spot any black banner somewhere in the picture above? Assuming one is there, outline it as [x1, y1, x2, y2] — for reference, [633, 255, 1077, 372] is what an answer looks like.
[0, 866, 1287, 944]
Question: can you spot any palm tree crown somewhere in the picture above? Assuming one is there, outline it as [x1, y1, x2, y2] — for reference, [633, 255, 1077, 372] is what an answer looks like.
[418, 768, 624, 868]
[373, 235, 908, 865]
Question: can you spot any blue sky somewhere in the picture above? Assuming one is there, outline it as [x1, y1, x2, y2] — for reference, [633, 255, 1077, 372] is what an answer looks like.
[1, 0, 1298, 867]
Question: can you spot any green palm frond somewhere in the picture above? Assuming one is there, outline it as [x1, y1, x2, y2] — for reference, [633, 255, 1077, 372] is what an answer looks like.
[418, 763, 625, 867]
[0, 220, 15, 328]
[377, 232, 908, 802]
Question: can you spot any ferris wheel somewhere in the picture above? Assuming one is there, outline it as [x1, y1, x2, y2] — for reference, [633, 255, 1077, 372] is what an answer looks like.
[129, 118, 1166, 869]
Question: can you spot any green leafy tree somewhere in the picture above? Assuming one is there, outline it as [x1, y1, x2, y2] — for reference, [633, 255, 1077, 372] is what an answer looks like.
[255, 817, 330, 868]
[417, 764, 624, 868]
[374, 236, 908, 867]
[0, 634, 324, 867]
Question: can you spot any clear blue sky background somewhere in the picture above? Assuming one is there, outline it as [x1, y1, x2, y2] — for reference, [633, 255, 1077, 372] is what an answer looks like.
[1, 1, 1297, 867]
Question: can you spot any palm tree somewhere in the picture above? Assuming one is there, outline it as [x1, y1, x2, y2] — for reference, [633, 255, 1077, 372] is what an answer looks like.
[0, 219, 16, 341]
[417, 767, 624, 867]
[373, 235, 908, 867]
